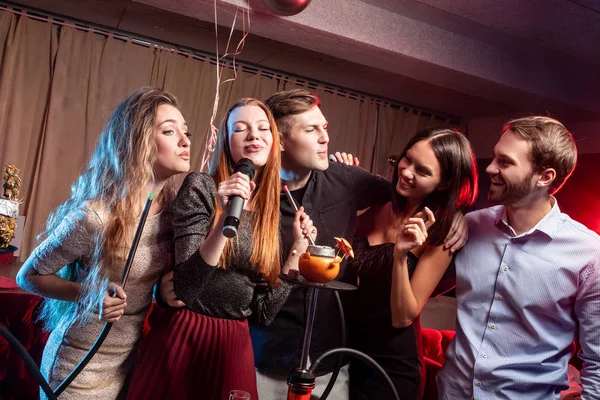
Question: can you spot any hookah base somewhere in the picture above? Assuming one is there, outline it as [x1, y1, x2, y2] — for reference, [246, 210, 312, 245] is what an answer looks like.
[287, 368, 316, 400]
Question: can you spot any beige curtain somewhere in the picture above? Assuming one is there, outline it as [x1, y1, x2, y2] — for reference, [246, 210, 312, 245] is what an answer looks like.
[373, 105, 461, 180]
[26, 31, 159, 263]
[151, 53, 279, 172]
[284, 80, 379, 168]
[0, 14, 55, 234]
[0, 12, 291, 260]
[0, 11, 459, 261]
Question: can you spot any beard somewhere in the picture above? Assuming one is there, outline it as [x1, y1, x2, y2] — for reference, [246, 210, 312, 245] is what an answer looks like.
[488, 170, 535, 205]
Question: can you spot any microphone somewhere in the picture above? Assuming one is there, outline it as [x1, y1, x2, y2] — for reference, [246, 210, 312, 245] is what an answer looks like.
[223, 158, 255, 238]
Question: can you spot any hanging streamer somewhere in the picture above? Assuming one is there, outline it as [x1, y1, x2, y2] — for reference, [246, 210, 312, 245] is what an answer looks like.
[200, 0, 251, 172]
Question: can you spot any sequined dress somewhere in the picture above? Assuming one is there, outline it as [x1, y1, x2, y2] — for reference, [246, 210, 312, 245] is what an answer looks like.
[27, 207, 172, 399]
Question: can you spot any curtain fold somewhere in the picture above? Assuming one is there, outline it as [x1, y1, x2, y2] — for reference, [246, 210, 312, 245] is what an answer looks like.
[316, 89, 378, 170]
[373, 106, 461, 180]
[26, 29, 158, 261]
[0, 14, 55, 208]
[0, 15, 56, 259]
[0, 11, 460, 260]
[282, 80, 379, 168]
[373, 106, 424, 180]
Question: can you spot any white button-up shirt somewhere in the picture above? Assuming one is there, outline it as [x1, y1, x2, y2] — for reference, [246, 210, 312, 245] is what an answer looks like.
[438, 200, 600, 399]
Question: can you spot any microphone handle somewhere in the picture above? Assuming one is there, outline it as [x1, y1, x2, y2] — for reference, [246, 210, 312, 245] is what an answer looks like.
[223, 195, 245, 238]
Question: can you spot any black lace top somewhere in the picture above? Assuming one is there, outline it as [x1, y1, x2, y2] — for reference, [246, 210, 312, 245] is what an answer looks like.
[348, 232, 424, 399]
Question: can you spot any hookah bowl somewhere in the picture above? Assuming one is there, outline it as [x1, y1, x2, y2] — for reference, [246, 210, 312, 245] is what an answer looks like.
[298, 245, 341, 283]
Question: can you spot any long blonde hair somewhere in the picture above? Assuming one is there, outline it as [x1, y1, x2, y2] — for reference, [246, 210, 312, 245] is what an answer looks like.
[38, 87, 180, 330]
[208, 98, 281, 286]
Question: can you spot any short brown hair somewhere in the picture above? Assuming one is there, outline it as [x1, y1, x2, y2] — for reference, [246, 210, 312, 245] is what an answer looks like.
[503, 116, 577, 195]
[264, 89, 321, 138]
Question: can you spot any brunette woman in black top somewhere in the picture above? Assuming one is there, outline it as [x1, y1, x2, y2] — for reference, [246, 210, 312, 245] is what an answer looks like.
[349, 128, 478, 399]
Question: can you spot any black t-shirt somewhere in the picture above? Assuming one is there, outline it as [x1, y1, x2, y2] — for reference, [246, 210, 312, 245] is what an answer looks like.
[289, 185, 307, 210]
[249, 162, 392, 376]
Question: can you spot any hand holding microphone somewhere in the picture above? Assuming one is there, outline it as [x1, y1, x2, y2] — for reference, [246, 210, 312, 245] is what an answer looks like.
[217, 158, 255, 238]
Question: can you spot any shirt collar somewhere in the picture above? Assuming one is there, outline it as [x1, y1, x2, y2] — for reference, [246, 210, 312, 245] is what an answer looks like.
[494, 196, 561, 239]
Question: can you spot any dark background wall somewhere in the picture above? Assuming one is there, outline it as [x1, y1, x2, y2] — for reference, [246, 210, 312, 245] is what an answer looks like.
[475, 153, 600, 234]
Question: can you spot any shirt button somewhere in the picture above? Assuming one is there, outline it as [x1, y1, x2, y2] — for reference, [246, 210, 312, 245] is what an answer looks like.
[476, 381, 482, 386]
[490, 323, 496, 329]
[482, 353, 488, 358]
[497, 295, 503, 300]
[503, 266, 509, 271]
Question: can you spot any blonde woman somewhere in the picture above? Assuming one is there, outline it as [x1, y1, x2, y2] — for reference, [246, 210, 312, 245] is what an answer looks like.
[17, 87, 191, 399]
[127, 98, 315, 400]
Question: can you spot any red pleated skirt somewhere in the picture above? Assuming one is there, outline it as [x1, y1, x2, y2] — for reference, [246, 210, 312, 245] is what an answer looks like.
[126, 307, 259, 400]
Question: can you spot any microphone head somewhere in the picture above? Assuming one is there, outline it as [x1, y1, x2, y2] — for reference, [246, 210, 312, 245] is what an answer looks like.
[234, 158, 255, 180]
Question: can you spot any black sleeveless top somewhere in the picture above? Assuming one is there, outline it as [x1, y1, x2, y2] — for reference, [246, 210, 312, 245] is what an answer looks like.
[348, 232, 424, 400]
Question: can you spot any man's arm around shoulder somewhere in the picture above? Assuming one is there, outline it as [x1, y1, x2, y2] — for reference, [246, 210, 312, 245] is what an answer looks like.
[341, 163, 391, 210]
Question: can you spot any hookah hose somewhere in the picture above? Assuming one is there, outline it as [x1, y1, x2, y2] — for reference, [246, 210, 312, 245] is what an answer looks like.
[0, 323, 56, 398]
[310, 348, 400, 400]
[282, 186, 397, 399]
[0, 191, 154, 399]
[318, 282, 400, 400]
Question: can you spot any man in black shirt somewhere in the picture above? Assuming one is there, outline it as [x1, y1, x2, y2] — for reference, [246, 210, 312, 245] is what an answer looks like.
[250, 89, 392, 399]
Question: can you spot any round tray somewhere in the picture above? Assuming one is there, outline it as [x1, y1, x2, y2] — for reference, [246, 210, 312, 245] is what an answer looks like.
[279, 273, 357, 291]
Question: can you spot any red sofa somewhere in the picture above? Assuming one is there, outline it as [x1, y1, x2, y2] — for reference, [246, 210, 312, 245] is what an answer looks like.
[0, 291, 48, 400]
[0, 291, 583, 400]
[421, 328, 456, 400]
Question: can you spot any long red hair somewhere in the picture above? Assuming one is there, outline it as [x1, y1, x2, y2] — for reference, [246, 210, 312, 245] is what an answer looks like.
[208, 98, 282, 285]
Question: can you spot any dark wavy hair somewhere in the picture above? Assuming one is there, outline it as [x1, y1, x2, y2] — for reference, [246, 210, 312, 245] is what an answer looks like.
[392, 128, 478, 246]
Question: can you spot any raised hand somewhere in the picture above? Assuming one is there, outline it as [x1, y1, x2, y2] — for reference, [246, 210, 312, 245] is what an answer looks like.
[100, 282, 127, 323]
[394, 207, 436, 257]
